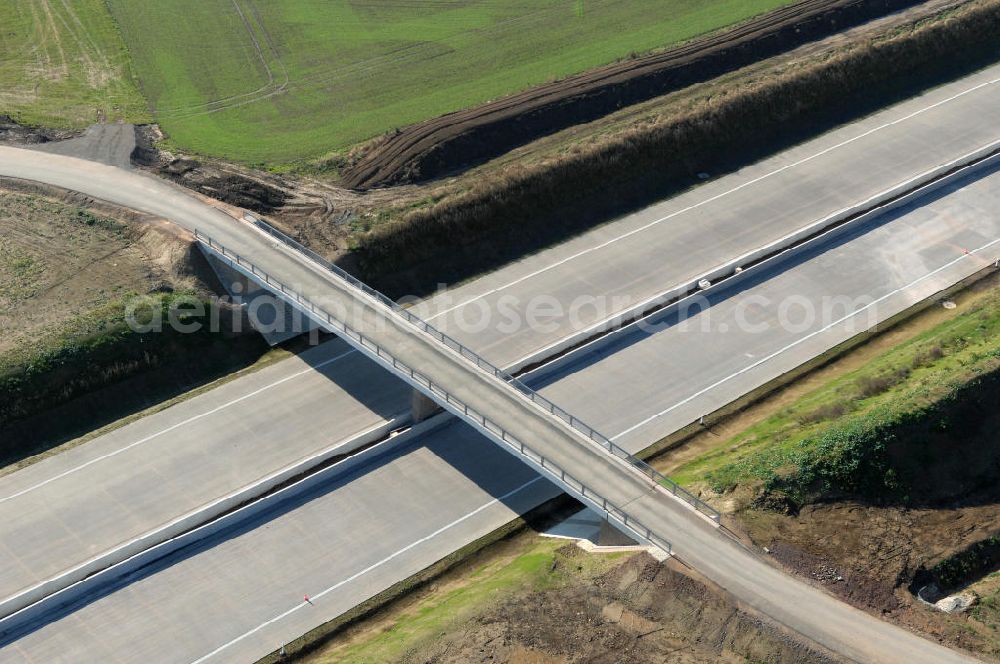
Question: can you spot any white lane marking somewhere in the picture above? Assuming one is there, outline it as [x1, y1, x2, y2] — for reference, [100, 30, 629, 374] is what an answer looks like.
[611, 239, 1000, 441]
[0, 349, 358, 504]
[0, 418, 402, 612]
[189, 475, 546, 664]
[0, 69, 992, 566]
[425, 75, 1000, 322]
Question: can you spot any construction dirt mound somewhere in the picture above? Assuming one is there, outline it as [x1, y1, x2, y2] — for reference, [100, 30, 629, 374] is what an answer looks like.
[0, 116, 78, 145]
[343, 0, 925, 190]
[405, 551, 838, 664]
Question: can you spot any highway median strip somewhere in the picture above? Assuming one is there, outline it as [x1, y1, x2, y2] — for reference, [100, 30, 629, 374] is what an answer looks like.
[5, 134, 1000, 638]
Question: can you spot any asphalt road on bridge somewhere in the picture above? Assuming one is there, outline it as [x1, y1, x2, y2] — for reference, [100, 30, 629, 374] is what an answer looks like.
[5, 148, 998, 664]
[2, 62, 1000, 615]
[1, 63, 997, 664]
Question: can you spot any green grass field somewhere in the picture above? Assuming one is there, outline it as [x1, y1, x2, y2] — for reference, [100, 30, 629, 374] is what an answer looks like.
[104, 0, 792, 165]
[0, 0, 149, 127]
[670, 277, 1000, 503]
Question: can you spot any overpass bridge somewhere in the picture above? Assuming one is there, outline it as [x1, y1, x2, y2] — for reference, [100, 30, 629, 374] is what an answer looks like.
[6, 60, 1000, 657]
[159, 216, 982, 663]
[196, 221, 721, 554]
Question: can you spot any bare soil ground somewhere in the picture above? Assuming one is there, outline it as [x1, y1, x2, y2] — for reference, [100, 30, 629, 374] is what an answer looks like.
[130, 124, 410, 264]
[0, 114, 78, 144]
[418, 556, 831, 664]
[296, 531, 838, 664]
[0, 185, 195, 355]
[647, 272, 1000, 661]
[740, 504, 1000, 659]
[341, 0, 926, 189]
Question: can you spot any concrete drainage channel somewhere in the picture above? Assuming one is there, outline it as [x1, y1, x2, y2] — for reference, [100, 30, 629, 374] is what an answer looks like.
[2, 140, 1000, 641]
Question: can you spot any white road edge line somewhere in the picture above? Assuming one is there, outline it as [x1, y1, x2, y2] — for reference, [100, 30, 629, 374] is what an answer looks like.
[611, 240, 1000, 441]
[6, 73, 997, 502]
[0, 349, 358, 504]
[425, 75, 1000, 321]
[0, 418, 400, 612]
[60, 237, 1000, 663]
[189, 476, 547, 664]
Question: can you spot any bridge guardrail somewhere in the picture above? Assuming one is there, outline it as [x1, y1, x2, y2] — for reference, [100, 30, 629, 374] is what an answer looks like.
[206, 223, 720, 524]
[200, 231, 674, 553]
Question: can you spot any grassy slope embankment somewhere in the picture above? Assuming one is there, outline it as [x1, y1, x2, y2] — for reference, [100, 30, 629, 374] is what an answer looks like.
[658, 270, 1000, 658]
[0, 0, 148, 127]
[105, 0, 791, 164]
[672, 274, 1000, 509]
[0, 190, 269, 467]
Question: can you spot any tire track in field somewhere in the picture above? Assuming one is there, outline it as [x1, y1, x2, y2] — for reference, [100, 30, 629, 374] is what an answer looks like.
[38, 0, 69, 80]
[153, 1, 559, 121]
[152, 0, 286, 116]
[342, 0, 926, 188]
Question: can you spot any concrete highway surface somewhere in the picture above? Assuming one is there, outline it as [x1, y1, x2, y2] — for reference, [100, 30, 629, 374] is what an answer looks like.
[0, 341, 409, 604]
[5, 153, 997, 664]
[2, 61, 999, 616]
[2, 63, 1000, 662]
[540, 163, 1000, 450]
[414, 63, 1000, 369]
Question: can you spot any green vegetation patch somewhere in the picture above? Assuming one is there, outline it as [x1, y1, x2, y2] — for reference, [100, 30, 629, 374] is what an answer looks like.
[0, 243, 44, 303]
[934, 536, 1000, 591]
[971, 572, 1000, 628]
[0, 0, 149, 127]
[674, 282, 1000, 508]
[305, 537, 623, 664]
[105, 0, 792, 164]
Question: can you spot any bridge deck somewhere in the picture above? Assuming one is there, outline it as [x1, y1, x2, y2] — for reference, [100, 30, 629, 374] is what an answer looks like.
[199, 225, 716, 552]
[200, 225, 975, 664]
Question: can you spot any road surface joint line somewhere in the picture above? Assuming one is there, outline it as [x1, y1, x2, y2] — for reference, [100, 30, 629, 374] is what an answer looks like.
[0, 350, 357, 504]
[426, 76, 1000, 320]
[612, 238, 1000, 441]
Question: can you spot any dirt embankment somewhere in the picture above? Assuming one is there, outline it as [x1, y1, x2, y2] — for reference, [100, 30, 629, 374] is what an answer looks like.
[744, 502, 1000, 659]
[132, 125, 289, 214]
[410, 551, 837, 664]
[131, 125, 401, 261]
[0, 181, 269, 466]
[0, 115, 79, 145]
[643, 270, 1000, 660]
[342, 0, 924, 189]
[291, 528, 838, 664]
[723, 364, 1000, 658]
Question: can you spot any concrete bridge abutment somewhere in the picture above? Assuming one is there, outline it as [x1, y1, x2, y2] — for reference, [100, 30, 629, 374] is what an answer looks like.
[411, 390, 441, 423]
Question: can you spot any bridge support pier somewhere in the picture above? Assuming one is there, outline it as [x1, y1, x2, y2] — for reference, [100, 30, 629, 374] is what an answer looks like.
[411, 390, 441, 423]
[598, 518, 638, 546]
[200, 249, 321, 346]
